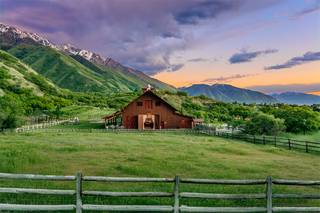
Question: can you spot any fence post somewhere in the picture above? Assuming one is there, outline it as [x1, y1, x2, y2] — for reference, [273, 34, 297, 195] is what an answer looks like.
[263, 136, 266, 145]
[253, 135, 256, 144]
[173, 175, 180, 213]
[288, 139, 291, 150]
[305, 142, 309, 153]
[274, 136, 277, 147]
[266, 176, 272, 213]
[76, 172, 83, 213]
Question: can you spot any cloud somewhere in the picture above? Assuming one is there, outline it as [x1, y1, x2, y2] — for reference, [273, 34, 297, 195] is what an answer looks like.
[202, 74, 254, 84]
[293, 3, 320, 19]
[127, 54, 185, 75]
[0, 0, 281, 74]
[229, 49, 278, 64]
[248, 83, 320, 94]
[174, 0, 238, 25]
[188, 58, 209, 62]
[170, 64, 184, 72]
[265, 51, 320, 70]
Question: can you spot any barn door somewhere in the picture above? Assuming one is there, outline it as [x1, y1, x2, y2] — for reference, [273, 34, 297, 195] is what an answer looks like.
[130, 116, 138, 129]
[155, 115, 160, 129]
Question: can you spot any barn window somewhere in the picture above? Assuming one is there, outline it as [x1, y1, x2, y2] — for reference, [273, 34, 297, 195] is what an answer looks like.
[137, 101, 143, 106]
[155, 101, 161, 106]
[144, 100, 153, 109]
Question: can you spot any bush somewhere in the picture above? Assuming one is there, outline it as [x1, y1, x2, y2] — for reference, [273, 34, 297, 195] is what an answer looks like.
[244, 112, 285, 135]
[274, 106, 320, 133]
[0, 95, 24, 130]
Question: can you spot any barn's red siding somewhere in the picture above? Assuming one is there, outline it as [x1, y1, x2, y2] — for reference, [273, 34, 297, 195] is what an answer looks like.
[121, 91, 193, 129]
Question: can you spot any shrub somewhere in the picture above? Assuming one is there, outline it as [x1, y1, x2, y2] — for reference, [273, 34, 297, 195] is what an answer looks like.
[0, 95, 24, 130]
[244, 112, 285, 135]
[274, 106, 320, 133]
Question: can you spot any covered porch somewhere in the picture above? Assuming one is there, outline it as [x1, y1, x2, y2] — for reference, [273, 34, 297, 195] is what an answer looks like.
[102, 111, 122, 128]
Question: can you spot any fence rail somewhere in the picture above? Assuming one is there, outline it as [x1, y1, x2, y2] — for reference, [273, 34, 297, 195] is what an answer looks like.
[1, 119, 72, 133]
[0, 172, 319, 212]
[197, 126, 320, 154]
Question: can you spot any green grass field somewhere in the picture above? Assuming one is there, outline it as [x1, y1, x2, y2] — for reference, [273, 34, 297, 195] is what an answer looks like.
[61, 105, 114, 121]
[280, 131, 320, 142]
[0, 131, 319, 210]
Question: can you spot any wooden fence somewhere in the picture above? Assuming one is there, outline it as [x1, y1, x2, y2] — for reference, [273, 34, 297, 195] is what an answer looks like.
[13, 119, 72, 133]
[0, 172, 319, 212]
[197, 127, 320, 154]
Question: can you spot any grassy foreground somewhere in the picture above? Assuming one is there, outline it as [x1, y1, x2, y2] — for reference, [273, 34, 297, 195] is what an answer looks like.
[0, 131, 319, 209]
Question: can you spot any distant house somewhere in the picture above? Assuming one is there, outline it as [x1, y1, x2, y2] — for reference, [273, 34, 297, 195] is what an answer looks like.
[103, 86, 199, 129]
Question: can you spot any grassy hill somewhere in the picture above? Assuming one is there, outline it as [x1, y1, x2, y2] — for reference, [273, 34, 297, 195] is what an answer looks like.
[0, 131, 319, 208]
[8, 45, 118, 92]
[0, 50, 61, 97]
[6, 44, 175, 93]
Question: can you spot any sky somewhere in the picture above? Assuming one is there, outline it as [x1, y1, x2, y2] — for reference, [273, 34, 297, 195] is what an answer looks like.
[0, 0, 320, 93]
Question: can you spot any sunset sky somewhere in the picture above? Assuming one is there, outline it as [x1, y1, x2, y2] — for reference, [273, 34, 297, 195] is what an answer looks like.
[0, 0, 319, 93]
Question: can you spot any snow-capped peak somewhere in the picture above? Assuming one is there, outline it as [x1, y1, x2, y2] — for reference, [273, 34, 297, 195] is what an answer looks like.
[1, 23, 129, 72]
[61, 43, 106, 63]
[0, 23, 10, 33]
[79, 49, 93, 61]
[62, 43, 80, 55]
[0, 23, 58, 49]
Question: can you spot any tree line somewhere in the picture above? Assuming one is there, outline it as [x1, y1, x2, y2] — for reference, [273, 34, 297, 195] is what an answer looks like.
[1, 87, 320, 135]
[177, 92, 320, 135]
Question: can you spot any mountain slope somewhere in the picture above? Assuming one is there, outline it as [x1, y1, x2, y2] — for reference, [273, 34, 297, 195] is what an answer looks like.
[62, 43, 175, 91]
[7, 44, 113, 92]
[0, 23, 175, 93]
[0, 49, 61, 96]
[180, 84, 277, 104]
[271, 92, 320, 105]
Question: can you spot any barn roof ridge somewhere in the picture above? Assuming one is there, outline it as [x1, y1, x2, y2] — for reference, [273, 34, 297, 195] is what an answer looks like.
[103, 89, 193, 120]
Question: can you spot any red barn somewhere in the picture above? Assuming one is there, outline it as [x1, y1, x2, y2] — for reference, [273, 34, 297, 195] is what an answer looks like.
[103, 87, 197, 129]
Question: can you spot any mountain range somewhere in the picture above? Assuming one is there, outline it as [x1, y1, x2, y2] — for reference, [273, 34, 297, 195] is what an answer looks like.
[1, 23, 319, 105]
[180, 84, 278, 104]
[271, 92, 320, 105]
[0, 23, 175, 93]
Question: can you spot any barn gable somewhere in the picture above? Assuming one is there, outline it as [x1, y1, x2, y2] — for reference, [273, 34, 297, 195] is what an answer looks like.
[103, 88, 195, 129]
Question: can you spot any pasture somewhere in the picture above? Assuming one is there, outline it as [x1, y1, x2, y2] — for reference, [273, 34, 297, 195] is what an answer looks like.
[280, 131, 320, 142]
[0, 131, 319, 210]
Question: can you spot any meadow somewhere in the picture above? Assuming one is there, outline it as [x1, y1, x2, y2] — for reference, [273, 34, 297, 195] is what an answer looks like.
[280, 131, 320, 142]
[0, 131, 319, 210]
